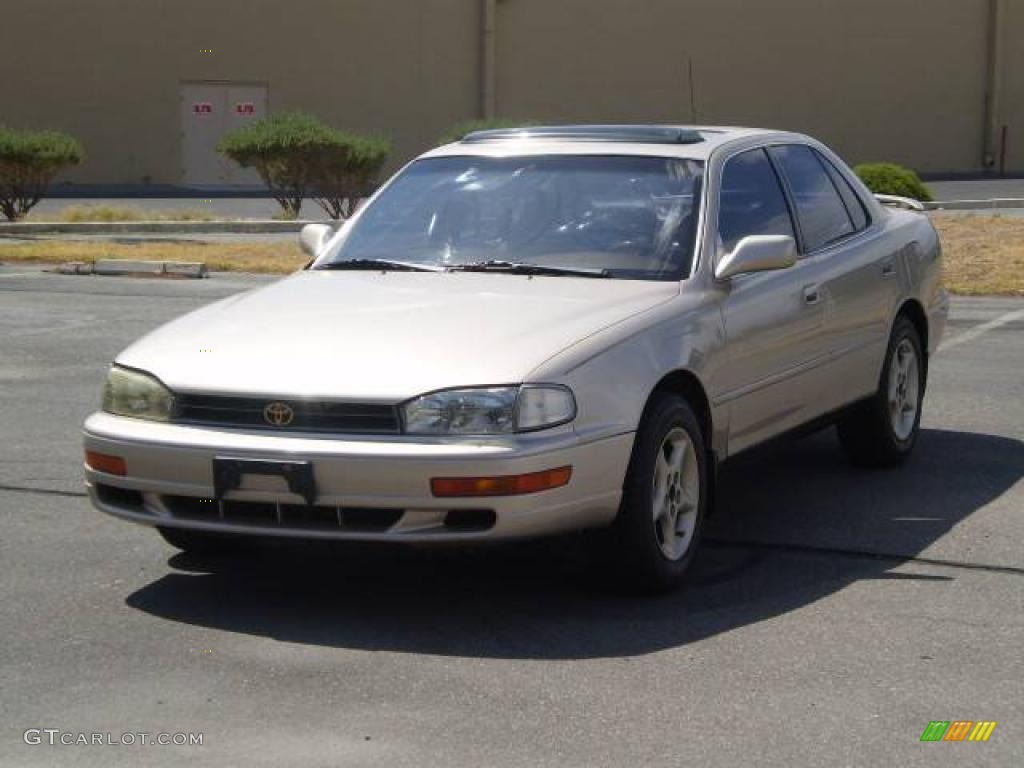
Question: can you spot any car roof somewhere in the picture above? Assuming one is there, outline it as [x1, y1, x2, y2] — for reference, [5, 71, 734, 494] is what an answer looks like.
[422, 125, 807, 161]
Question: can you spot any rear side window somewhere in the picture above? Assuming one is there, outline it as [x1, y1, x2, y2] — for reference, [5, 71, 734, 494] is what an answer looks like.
[717, 148, 796, 254]
[820, 154, 869, 232]
[769, 144, 854, 252]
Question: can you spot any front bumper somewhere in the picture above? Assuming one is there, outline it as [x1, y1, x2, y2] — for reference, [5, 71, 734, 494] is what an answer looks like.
[83, 412, 633, 542]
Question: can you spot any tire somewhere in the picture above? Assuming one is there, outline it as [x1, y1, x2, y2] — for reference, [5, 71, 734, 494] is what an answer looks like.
[837, 315, 925, 467]
[157, 526, 250, 556]
[597, 392, 708, 593]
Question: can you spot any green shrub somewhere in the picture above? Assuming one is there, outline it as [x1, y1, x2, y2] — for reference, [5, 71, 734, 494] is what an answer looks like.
[309, 133, 390, 219]
[0, 127, 84, 221]
[439, 118, 538, 145]
[854, 163, 933, 202]
[217, 111, 390, 219]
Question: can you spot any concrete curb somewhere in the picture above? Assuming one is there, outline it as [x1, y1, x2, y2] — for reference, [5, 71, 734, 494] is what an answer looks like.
[3, 200, 1021, 235]
[925, 198, 1024, 211]
[79, 259, 210, 278]
[164, 261, 208, 278]
[0, 220, 334, 235]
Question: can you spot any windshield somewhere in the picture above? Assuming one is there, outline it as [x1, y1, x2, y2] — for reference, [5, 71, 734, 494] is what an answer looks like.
[320, 155, 705, 280]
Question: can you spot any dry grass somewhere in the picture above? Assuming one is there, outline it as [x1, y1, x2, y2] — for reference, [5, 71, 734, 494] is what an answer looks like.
[28, 204, 220, 223]
[930, 214, 1024, 296]
[0, 215, 1021, 291]
[0, 240, 306, 274]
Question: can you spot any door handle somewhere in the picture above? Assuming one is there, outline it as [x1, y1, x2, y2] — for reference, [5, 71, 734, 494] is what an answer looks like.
[881, 261, 896, 277]
[802, 284, 821, 305]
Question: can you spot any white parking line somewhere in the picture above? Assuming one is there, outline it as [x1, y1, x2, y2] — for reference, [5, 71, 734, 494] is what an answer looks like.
[938, 308, 1024, 352]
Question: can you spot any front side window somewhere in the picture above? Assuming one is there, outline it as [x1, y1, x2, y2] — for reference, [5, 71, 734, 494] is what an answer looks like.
[320, 155, 705, 280]
[769, 144, 855, 252]
[717, 148, 796, 254]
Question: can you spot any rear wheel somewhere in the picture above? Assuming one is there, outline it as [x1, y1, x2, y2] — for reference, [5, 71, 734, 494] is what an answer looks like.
[597, 392, 708, 593]
[157, 526, 250, 555]
[837, 315, 924, 467]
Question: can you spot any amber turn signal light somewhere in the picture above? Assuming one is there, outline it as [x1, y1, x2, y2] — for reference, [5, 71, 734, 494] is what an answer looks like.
[430, 466, 572, 497]
[85, 451, 126, 476]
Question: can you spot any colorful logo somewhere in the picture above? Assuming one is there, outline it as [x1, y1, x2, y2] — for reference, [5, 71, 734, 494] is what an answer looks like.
[921, 721, 997, 742]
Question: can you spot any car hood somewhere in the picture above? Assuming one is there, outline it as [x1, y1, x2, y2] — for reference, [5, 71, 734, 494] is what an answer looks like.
[117, 271, 678, 401]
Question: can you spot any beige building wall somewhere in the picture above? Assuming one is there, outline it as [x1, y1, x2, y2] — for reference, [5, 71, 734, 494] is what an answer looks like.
[0, 0, 1018, 185]
[1000, 0, 1024, 171]
[0, 0, 481, 185]
[495, 0, 995, 173]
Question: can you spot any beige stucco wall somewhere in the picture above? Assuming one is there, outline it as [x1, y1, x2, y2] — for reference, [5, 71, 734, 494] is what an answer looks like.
[0, 0, 481, 184]
[496, 0, 995, 173]
[0, 0, 1018, 185]
[999, 0, 1024, 172]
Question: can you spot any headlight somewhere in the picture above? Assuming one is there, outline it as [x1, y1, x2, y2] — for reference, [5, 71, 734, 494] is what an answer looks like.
[102, 366, 174, 422]
[402, 385, 576, 435]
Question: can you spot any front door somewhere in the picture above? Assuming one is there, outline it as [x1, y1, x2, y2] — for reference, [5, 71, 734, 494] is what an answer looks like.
[180, 82, 267, 186]
[711, 147, 832, 454]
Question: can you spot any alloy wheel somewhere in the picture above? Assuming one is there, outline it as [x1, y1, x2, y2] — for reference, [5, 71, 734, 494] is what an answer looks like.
[888, 337, 920, 441]
[651, 427, 700, 561]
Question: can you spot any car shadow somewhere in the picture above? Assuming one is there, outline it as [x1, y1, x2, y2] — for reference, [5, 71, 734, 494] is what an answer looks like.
[126, 428, 1023, 659]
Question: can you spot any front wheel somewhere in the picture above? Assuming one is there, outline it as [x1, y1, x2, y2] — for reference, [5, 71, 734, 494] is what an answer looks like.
[837, 315, 924, 467]
[597, 392, 708, 593]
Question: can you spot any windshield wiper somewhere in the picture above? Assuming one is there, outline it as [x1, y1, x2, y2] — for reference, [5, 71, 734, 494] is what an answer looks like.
[448, 260, 612, 278]
[315, 259, 442, 272]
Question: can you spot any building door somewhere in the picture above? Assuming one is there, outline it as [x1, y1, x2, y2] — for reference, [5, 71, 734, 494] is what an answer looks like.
[180, 82, 267, 186]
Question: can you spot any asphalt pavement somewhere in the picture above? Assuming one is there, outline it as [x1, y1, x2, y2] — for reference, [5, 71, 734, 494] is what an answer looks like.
[927, 179, 1024, 201]
[0, 265, 1021, 767]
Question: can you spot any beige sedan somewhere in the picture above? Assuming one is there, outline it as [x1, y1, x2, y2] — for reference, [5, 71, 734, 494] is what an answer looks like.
[84, 125, 947, 591]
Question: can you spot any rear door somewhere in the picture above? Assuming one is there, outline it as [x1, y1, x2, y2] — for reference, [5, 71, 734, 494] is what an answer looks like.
[817, 151, 901, 403]
[713, 148, 832, 454]
[768, 144, 897, 412]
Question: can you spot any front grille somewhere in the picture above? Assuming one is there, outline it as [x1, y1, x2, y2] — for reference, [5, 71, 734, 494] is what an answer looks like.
[161, 497, 498, 535]
[173, 393, 401, 434]
[163, 496, 405, 532]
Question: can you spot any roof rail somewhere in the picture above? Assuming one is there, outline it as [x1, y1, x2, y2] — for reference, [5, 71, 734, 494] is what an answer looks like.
[461, 125, 705, 145]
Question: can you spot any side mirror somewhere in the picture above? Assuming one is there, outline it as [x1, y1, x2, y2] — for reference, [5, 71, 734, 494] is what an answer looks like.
[714, 235, 797, 281]
[299, 223, 334, 258]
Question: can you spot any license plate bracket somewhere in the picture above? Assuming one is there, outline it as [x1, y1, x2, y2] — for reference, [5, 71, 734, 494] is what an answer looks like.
[212, 457, 317, 506]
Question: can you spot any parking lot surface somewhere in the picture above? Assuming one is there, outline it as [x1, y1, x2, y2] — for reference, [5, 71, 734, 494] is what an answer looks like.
[1, 266, 1021, 767]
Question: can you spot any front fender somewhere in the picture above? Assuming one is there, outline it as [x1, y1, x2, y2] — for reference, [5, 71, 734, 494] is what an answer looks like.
[530, 291, 727, 456]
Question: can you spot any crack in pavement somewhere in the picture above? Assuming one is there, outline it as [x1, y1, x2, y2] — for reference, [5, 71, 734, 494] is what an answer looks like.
[705, 538, 1024, 576]
[0, 483, 88, 499]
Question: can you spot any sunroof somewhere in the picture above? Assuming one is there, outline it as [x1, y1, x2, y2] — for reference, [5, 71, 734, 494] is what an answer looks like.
[461, 125, 705, 145]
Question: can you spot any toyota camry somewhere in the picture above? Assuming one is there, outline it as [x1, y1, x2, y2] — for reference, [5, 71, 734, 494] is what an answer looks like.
[83, 125, 948, 591]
